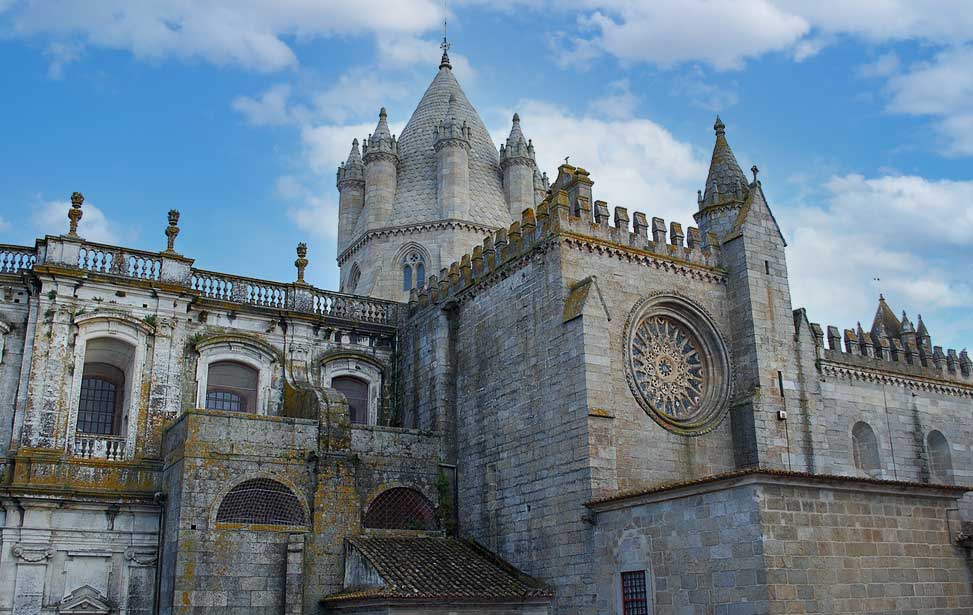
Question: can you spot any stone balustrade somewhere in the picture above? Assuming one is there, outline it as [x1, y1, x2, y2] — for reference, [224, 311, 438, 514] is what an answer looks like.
[1, 234, 401, 327]
[74, 434, 126, 460]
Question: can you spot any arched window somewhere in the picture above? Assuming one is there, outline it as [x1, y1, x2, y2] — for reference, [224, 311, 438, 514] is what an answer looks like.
[332, 375, 369, 424]
[852, 421, 881, 476]
[78, 337, 135, 436]
[78, 363, 125, 435]
[216, 478, 305, 526]
[363, 487, 437, 530]
[927, 430, 953, 484]
[206, 361, 259, 413]
[347, 264, 361, 294]
[402, 251, 425, 291]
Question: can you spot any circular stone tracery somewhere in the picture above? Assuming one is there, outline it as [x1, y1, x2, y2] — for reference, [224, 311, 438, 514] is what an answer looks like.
[624, 295, 731, 436]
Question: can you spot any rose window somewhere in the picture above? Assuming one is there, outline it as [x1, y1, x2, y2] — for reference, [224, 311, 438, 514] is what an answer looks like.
[631, 316, 705, 420]
[624, 295, 731, 436]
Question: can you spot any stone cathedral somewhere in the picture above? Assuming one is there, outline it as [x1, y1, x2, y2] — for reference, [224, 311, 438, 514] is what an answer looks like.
[0, 47, 971, 615]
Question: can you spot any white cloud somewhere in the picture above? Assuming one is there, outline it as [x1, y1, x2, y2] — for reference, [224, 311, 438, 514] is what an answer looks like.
[858, 52, 900, 79]
[580, 1, 809, 71]
[884, 46, 973, 155]
[0, 216, 9, 233]
[5, 0, 444, 74]
[668, 66, 739, 112]
[32, 199, 124, 245]
[493, 99, 708, 225]
[783, 173, 973, 343]
[232, 84, 308, 127]
[541, 1, 973, 72]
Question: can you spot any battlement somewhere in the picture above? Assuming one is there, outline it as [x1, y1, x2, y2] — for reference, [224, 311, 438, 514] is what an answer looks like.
[407, 165, 724, 312]
[809, 297, 972, 386]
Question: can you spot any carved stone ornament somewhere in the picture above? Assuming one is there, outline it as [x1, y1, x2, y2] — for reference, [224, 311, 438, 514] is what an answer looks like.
[13, 542, 56, 562]
[125, 547, 158, 566]
[624, 293, 731, 436]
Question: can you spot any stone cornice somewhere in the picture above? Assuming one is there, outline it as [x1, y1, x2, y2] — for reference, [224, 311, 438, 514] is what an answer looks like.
[818, 359, 973, 398]
[363, 151, 398, 164]
[338, 219, 501, 266]
[433, 138, 471, 152]
[693, 201, 743, 224]
[559, 231, 726, 285]
[336, 178, 365, 191]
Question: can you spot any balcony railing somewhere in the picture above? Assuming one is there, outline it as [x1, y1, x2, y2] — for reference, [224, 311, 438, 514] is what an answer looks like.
[0, 244, 37, 273]
[3, 237, 402, 327]
[74, 434, 126, 461]
[78, 243, 163, 280]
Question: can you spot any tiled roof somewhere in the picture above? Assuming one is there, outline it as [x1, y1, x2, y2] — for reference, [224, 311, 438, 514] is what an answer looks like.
[322, 536, 554, 603]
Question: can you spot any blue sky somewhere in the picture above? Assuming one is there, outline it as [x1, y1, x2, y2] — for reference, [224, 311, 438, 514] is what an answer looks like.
[0, 1, 971, 349]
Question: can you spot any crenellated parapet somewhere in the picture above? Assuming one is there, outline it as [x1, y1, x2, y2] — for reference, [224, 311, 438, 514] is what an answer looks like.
[406, 163, 725, 313]
[809, 296, 973, 389]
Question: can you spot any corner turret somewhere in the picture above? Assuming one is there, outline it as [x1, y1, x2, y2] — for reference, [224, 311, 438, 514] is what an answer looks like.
[435, 94, 472, 220]
[500, 113, 539, 217]
[337, 138, 365, 253]
[363, 107, 398, 229]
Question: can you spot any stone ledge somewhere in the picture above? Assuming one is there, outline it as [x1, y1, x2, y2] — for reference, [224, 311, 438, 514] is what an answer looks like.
[586, 468, 971, 512]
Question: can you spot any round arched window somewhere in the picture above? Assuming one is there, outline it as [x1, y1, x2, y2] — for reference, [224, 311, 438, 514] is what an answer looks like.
[363, 487, 437, 530]
[216, 478, 305, 527]
[624, 294, 731, 435]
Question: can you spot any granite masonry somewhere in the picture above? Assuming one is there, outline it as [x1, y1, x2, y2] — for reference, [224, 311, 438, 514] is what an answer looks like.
[0, 47, 971, 615]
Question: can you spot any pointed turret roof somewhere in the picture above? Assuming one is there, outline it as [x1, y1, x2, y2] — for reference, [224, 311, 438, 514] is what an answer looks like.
[900, 310, 915, 333]
[871, 295, 901, 337]
[508, 113, 526, 145]
[346, 138, 362, 166]
[917, 314, 931, 339]
[701, 116, 749, 207]
[379, 64, 510, 228]
[372, 108, 392, 141]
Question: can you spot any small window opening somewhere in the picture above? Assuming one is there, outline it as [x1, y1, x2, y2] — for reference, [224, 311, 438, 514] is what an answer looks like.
[216, 478, 304, 527]
[206, 361, 259, 413]
[852, 421, 881, 476]
[927, 430, 953, 484]
[764, 260, 770, 275]
[621, 570, 649, 615]
[777, 370, 784, 396]
[402, 250, 426, 291]
[363, 487, 438, 530]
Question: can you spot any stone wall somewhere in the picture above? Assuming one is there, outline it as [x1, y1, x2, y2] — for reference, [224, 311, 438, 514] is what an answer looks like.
[590, 472, 973, 615]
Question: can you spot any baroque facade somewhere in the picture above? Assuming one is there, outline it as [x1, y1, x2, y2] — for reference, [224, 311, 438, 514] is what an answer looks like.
[1, 48, 972, 615]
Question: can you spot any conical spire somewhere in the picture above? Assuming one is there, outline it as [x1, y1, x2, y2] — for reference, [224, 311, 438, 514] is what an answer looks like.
[337, 138, 364, 184]
[500, 112, 534, 164]
[916, 314, 931, 339]
[364, 107, 397, 158]
[871, 294, 901, 337]
[701, 115, 749, 208]
[900, 310, 915, 333]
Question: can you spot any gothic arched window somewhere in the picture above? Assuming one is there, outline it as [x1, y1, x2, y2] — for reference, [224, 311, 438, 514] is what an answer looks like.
[402, 251, 425, 291]
[347, 264, 361, 294]
[927, 430, 953, 484]
[852, 421, 881, 476]
[363, 487, 437, 530]
[206, 361, 259, 413]
[216, 478, 305, 527]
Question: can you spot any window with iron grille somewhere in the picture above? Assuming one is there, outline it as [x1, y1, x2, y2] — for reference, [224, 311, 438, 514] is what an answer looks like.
[363, 487, 437, 530]
[206, 361, 258, 413]
[78, 377, 118, 435]
[215, 478, 305, 527]
[206, 390, 244, 412]
[621, 570, 649, 615]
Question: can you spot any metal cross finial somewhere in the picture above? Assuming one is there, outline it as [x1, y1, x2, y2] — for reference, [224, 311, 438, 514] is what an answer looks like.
[439, 0, 452, 69]
[751, 165, 759, 182]
[564, 156, 570, 165]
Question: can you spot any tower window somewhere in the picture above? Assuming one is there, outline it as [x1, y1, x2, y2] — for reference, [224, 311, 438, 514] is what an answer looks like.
[402, 250, 426, 291]
[332, 375, 369, 424]
[206, 361, 258, 413]
[216, 478, 305, 527]
[621, 570, 649, 615]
